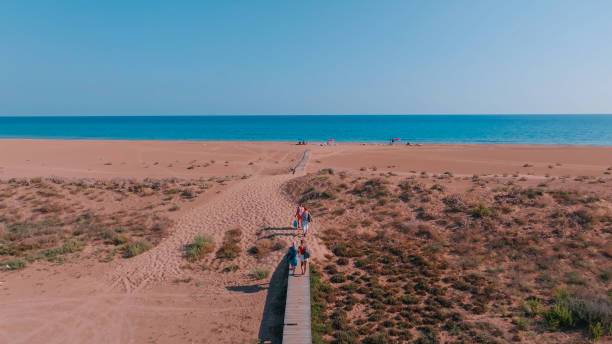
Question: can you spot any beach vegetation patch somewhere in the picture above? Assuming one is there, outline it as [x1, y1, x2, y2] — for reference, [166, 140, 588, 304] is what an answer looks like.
[216, 228, 242, 260]
[471, 203, 492, 218]
[1, 257, 27, 270]
[186, 235, 215, 261]
[123, 240, 152, 258]
[251, 267, 270, 280]
[284, 170, 612, 342]
[248, 238, 282, 259]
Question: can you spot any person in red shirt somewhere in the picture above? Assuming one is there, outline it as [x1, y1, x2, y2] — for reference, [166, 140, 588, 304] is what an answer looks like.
[295, 204, 305, 230]
[298, 240, 306, 275]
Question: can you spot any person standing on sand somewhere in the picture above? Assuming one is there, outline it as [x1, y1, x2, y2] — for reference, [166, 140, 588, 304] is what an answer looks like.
[296, 204, 305, 230]
[301, 208, 311, 236]
[285, 242, 298, 276]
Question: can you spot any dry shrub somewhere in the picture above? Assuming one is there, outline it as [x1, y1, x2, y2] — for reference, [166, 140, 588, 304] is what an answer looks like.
[34, 203, 64, 214]
[352, 178, 389, 199]
[415, 223, 440, 241]
[418, 206, 438, 220]
[442, 194, 467, 212]
[216, 228, 242, 260]
[391, 219, 418, 234]
[570, 208, 596, 228]
[249, 238, 283, 258]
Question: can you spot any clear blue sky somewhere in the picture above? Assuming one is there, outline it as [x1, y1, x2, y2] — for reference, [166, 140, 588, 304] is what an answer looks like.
[1, 0, 611, 115]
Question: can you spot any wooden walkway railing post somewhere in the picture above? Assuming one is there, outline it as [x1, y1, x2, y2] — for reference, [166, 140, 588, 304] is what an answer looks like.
[281, 264, 312, 344]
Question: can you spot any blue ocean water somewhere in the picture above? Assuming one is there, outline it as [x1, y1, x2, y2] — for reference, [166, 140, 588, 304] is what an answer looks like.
[0, 115, 611, 145]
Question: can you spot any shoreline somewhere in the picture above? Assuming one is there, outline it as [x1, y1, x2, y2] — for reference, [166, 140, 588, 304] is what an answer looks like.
[2, 137, 612, 147]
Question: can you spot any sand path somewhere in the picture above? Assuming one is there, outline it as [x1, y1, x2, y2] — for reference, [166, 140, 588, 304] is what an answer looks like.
[109, 174, 298, 291]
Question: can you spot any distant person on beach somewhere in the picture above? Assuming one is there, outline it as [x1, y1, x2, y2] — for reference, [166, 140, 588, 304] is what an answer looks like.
[298, 240, 310, 275]
[301, 208, 311, 236]
[296, 205, 305, 229]
[285, 242, 298, 275]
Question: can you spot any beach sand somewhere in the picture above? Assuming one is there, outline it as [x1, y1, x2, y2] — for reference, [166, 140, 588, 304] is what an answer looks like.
[1, 139, 611, 343]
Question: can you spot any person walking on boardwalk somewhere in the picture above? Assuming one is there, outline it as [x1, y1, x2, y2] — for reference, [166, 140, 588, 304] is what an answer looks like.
[301, 208, 312, 236]
[295, 204, 305, 230]
[285, 242, 298, 276]
[298, 240, 305, 273]
[298, 240, 311, 275]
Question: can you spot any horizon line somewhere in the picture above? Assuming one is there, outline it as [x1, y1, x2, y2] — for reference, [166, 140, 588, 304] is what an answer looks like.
[1, 113, 612, 117]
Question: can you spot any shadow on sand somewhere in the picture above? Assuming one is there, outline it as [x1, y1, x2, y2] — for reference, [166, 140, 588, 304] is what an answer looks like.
[257, 259, 289, 343]
[263, 226, 296, 231]
[226, 284, 268, 294]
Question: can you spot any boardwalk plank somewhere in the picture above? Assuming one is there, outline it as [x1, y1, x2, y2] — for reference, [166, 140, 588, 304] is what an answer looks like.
[281, 265, 312, 344]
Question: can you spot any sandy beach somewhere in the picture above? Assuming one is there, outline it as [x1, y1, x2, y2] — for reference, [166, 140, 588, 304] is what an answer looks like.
[1, 139, 611, 179]
[1, 139, 611, 343]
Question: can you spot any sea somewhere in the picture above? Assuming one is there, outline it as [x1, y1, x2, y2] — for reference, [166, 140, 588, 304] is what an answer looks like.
[0, 115, 611, 145]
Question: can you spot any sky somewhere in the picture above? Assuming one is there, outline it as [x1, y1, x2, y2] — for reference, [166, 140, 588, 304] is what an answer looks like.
[1, 0, 611, 115]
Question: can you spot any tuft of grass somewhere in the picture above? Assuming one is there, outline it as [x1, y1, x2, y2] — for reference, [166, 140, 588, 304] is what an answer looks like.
[59, 238, 82, 253]
[1, 257, 27, 270]
[523, 298, 543, 317]
[123, 240, 152, 258]
[223, 264, 239, 272]
[252, 267, 270, 280]
[589, 322, 605, 340]
[186, 235, 215, 261]
[471, 203, 492, 218]
[545, 303, 574, 330]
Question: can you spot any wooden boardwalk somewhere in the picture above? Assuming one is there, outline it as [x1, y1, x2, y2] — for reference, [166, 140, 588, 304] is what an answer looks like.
[293, 150, 310, 175]
[281, 265, 312, 344]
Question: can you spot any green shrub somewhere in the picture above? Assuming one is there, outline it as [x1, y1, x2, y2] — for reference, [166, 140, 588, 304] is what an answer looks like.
[589, 322, 605, 340]
[124, 240, 152, 257]
[252, 267, 270, 280]
[544, 303, 574, 329]
[186, 235, 214, 261]
[471, 203, 491, 218]
[514, 317, 529, 330]
[554, 287, 571, 302]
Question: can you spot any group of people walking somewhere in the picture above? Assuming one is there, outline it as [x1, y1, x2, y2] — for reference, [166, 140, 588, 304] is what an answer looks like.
[294, 204, 311, 236]
[284, 204, 313, 276]
[285, 240, 310, 276]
